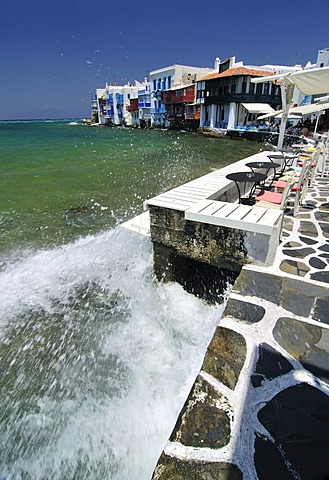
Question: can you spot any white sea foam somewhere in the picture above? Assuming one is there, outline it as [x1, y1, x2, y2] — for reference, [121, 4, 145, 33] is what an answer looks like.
[0, 227, 223, 479]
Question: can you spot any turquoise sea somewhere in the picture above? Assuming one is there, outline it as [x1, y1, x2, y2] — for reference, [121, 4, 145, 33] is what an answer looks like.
[0, 120, 261, 479]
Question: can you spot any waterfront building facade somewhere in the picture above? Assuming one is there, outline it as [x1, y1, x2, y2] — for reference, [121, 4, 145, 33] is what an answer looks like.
[197, 57, 283, 130]
[94, 82, 143, 126]
[149, 64, 213, 127]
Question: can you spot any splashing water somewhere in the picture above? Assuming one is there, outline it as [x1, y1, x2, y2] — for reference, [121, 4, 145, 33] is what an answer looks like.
[0, 227, 224, 479]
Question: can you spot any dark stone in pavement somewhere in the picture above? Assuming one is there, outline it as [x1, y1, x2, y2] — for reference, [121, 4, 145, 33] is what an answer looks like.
[282, 241, 302, 248]
[279, 259, 310, 277]
[319, 222, 329, 238]
[273, 317, 329, 383]
[258, 383, 329, 480]
[203, 326, 246, 389]
[310, 271, 329, 283]
[298, 221, 318, 237]
[309, 256, 327, 269]
[319, 202, 329, 211]
[152, 453, 243, 480]
[254, 433, 295, 479]
[314, 297, 329, 325]
[319, 244, 329, 252]
[225, 298, 265, 324]
[299, 236, 317, 245]
[282, 247, 315, 258]
[170, 376, 231, 448]
[233, 270, 281, 305]
[315, 211, 329, 222]
[283, 217, 294, 231]
[251, 343, 293, 387]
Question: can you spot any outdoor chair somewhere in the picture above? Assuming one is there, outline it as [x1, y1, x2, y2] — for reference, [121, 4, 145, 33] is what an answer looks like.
[254, 177, 295, 240]
[273, 159, 312, 216]
[255, 176, 295, 211]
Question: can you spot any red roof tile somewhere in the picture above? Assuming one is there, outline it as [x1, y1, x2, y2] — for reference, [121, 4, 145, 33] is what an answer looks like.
[199, 66, 274, 81]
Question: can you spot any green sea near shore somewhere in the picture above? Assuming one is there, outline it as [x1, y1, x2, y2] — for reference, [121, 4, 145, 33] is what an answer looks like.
[0, 120, 261, 256]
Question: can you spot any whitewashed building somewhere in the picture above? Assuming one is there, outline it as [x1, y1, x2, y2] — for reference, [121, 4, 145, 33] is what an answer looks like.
[197, 56, 303, 130]
[149, 64, 213, 127]
[94, 82, 145, 126]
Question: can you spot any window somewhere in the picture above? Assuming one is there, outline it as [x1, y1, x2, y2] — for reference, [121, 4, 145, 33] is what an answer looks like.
[242, 81, 247, 94]
[231, 84, 236, 94]
[153, 80, 156, 91]
[256, 83, 262, 95]
[167, 76, 171, 89]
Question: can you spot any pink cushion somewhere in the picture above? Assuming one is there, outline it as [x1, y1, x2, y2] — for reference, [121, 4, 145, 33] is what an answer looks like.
[275, 180, 299, 191]
[255, 190, 282, 205]
[297, 161, 316, 167]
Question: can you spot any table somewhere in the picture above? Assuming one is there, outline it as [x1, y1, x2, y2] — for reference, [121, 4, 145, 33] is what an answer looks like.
[267, 153, 295, 175]
[246, 161, 281, 188]
[226, 171, 267, 204]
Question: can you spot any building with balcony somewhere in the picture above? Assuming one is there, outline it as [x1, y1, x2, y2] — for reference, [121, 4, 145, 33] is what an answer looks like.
[126, 97, 139, 127]
[94, 82, 144, 126]
[149, 64, 213, 127]
[162, 84, 200, 130]
[196, 57, 284, 130]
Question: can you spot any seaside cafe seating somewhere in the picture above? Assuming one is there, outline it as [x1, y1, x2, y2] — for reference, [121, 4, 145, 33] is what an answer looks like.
[254, 177, 295, 239]
[255, 176, 295, 211]
[273, 158, 312, 216]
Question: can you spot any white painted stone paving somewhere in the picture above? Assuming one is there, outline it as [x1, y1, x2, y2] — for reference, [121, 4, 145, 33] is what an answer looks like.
[152, 172, 329, 480]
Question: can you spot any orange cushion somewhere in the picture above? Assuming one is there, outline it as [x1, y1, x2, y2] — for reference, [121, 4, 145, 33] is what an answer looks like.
[255, 190, 282, 204]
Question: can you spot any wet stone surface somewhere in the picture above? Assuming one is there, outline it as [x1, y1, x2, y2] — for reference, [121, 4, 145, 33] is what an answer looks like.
[170, 376, 231, 449]
[225, 298, 265, 324]
[279, 259, 310, 277]
[152, 453, 243, 480]
[314, 297, 329, 324]
[298, 220, 318, 237]
[282, 247, 315, 258]
[254, 433, 295, 480]
[273, 317, 329, 384]
[202, 326, 247, 389]
[251, 343, 293, 387]
[258, 383, 329, 480]
[233, 270, 281, 305]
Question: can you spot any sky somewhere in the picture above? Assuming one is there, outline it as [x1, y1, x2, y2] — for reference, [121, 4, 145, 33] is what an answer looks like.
[1, 0, 329, 120]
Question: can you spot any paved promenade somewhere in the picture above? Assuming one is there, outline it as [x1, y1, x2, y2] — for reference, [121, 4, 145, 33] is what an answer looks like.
[152, 172, 329, 479]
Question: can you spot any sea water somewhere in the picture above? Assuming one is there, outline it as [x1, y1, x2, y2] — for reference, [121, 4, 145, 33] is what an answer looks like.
[0, 121, 261, 479]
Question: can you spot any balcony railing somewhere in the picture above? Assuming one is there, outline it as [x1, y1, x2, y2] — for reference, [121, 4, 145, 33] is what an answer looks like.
[202, 93, 281, 106]
[138, 102, 151, 108]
